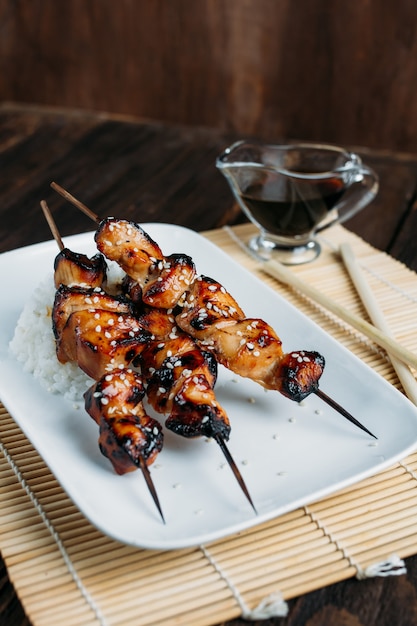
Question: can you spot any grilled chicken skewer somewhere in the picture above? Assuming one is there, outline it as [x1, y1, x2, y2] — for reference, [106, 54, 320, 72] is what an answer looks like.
[133, 305, 257, 512]
[44, 198, 257, 512]
[41, 200, 165, 522]
[94, 214, 376, 438]
[53, 284, 166, 517]
[49, 184, 376, 437]
[176, 275, 377, 438]
[84, 368, 165, 522]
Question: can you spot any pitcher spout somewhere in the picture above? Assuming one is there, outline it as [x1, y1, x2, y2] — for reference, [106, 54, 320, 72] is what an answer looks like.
[216, 140, 268, 174]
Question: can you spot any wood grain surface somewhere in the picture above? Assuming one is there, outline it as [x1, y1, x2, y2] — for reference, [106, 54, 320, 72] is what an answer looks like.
[1, 104, 417, 626]
[1, 1, 417, 151]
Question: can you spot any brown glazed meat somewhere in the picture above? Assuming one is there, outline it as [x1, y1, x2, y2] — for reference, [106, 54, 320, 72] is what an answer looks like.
[94, 218, 325, 402]
[84, 369, 163, 474]
[176, 275, 325, 401]
[136, 308, 231, 440]
[54, 248, 108, 289]
[95, 217, 196, 309]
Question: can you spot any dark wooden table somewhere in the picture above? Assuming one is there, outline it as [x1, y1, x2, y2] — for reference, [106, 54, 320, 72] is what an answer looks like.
[1, 103, 417, 626]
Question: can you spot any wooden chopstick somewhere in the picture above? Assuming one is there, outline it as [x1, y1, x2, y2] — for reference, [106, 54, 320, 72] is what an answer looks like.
[339, 242, 417, 405]
[260, 258, 417, 373]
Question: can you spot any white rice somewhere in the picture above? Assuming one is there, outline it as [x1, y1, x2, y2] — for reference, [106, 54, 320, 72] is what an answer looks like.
[9, 262, 125, 401]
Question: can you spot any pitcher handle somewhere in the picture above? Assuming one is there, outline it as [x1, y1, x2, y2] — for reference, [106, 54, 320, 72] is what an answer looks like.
[316, 164, 379, 233]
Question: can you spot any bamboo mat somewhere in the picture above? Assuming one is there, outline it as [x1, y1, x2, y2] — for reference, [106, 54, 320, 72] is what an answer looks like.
[2, 222, 417, 626]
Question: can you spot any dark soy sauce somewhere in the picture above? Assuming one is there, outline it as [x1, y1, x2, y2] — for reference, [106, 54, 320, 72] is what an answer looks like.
[240, 177, 346, 237]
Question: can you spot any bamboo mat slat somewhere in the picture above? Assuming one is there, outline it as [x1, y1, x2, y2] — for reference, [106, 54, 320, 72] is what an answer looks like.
[2, 222, 417, 626]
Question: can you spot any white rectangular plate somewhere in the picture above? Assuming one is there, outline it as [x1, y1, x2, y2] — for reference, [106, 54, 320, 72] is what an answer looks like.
[1, 224, 417, 550]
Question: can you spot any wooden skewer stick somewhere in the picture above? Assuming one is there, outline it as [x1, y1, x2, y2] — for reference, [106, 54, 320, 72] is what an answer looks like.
[40, 199, 166, 523]
[40, 200, 64, 250]
[50, 182, 100, 223]
[214, 434, 257, 514]
[340, 242, 417, 406]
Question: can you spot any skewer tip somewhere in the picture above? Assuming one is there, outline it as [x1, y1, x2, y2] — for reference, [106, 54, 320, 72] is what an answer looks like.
[314, 388, 377, 439]
[138, 454, 166, 523]
[214, 434, 257, 514]
[40, 199, 65, 250]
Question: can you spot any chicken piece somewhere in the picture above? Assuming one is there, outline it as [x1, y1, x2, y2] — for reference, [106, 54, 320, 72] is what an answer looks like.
[58, 309, 152, 380]
[142, 252, 196, 308]
[140, 333, 230, 440]
[274, 350, 325, 402]
[52, 285, 135, 353]
[84, 369, 163, 474]
[135, 306, 178, 339]
[95, 218, 196, 308]
[176, 275, 325, 401]
[54, 248, 107, 289]
[176, 275, 284, 380]
[95, 218, 164, 285]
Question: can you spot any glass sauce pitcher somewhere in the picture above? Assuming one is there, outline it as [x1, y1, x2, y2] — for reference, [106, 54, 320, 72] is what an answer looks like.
[216, 141, 379, 264]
